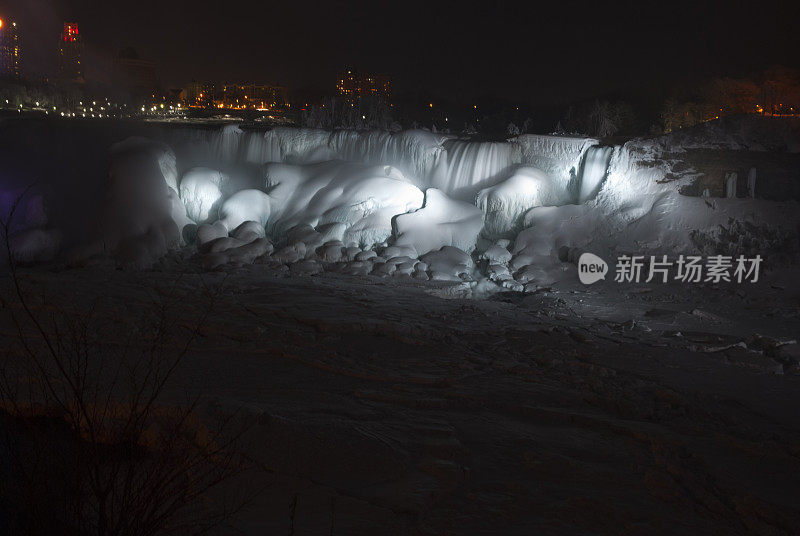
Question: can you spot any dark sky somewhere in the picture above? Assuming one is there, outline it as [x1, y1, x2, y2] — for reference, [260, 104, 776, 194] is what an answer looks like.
[3, 0, 799, 105]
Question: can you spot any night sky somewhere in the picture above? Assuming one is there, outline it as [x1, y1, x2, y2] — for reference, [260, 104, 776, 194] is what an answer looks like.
[5, 0, 799, 104]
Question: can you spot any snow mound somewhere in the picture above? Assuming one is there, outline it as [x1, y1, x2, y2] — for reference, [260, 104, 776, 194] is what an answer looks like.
[196, 221, 228, 246]
[110, 137, 179, 191]
[420, 246, 474, 281]
[179, 168, 226, 223]
[476, 167, 554, 238]
[264, 161, 424, 248]
[66, 137, 184, 268]
[393, 188, 484, 255]
[513, 205, 600, 268]
[479, 244, 512, 264]
[218, 189, 271, 232]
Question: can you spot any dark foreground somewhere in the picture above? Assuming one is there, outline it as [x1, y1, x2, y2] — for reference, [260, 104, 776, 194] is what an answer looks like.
[2, 260, 800, 535]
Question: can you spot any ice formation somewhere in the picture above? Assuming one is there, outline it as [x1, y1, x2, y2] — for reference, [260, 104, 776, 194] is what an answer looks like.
[208, 127, 597, 200]
[476, 167, 554, 238]
[217, 189, 271, 231]
[5, 120, 799, 292]
[515, 135, 598, 201]
[212, 124, 244, 161]
[243, 128, 448, 186]
[393, 188, 484, 255]
[63, 138, 184, 268]
[179, 168, 226, 223]
[264, 161, 424, 248]
[577, 146, 614, 203]
[433, 139, 518, 199]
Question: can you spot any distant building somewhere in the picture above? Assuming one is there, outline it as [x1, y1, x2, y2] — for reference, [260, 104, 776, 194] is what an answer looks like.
[0, 17, 21, 78]
[337, 69, 391, 103]
[215, 83, 287, 109]
[113, 48, 157, 95]
[184, 81, 215, 107]
[337, 70, 360, 100]
[58, 22, 83, 81]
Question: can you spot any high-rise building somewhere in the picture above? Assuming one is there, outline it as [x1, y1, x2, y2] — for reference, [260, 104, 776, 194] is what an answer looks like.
[0, 18, 21, 78]
[336, 69, 391, 104]
[58, 22, 83, 80]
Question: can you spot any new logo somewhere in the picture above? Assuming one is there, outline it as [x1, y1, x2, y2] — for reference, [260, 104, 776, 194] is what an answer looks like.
[578, 253, 608, 284]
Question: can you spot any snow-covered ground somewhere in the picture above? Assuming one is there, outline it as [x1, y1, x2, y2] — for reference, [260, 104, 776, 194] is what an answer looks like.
[2, 260, 799, 534]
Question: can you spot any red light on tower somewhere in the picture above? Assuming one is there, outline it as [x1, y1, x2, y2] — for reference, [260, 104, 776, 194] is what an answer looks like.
[63, 23, 79, 42]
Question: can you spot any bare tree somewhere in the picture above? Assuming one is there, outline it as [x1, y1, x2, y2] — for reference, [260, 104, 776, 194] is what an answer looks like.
[0, 189, 253, 536]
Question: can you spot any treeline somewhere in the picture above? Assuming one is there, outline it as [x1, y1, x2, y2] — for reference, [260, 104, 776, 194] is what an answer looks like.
[660, 66, 800, 133]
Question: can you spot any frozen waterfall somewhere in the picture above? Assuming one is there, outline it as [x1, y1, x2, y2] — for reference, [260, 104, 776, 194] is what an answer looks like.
[577, 146, 614, 203]
[174, 126, 615, 204]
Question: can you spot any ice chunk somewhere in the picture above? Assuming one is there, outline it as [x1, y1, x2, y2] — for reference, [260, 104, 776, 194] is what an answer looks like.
[420, 246, 473, 281]
[180, 168, 226, 223]
[512, 204, 597, 268]
[476, 167, 552, 238]
[393, 189, 483, 255]
[271, 243, 307, 264]
[340, 260, 373, 276]
[381, 244, 418, 259]
[316, 243, 344, 263]
[355, 249, 377, 261]
[196, 221, 229, 246]
[218, 189, 271, 231]
[231, 220, 266, 241]
[343, 246, 362, 261]
[480, 244, 512, 264]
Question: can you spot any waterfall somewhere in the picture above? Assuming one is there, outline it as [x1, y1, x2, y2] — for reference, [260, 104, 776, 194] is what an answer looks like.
[433, 139, 519, 199]
[577, 146, 614, 203]
[328, 129, 448, 187]
[210, 124, 244, 161]
[173, 125, 613, 203]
